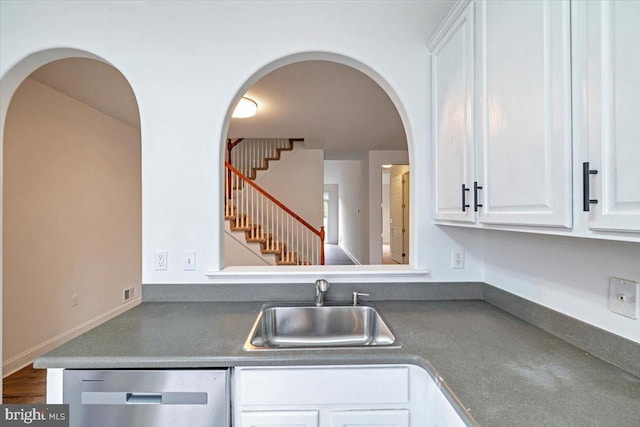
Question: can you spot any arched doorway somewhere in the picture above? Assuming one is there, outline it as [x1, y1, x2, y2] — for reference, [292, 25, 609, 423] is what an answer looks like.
[221, 56, 409, 267]
[1, 54, 141, 379]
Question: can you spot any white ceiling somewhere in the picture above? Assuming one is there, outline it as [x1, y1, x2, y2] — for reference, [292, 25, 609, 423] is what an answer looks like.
[228, 60, 407, 160]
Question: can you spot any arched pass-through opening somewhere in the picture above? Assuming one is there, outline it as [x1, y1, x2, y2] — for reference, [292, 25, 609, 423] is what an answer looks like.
[220, 53, 412, 270]
[1, 50, 142, 382]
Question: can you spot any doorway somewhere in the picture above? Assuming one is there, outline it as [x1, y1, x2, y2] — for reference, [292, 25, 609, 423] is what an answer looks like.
[324, 184, 339, 245]
[381, 169, 392, 264]
[2, 57, 141, 377]
[388, 165, 410, 264]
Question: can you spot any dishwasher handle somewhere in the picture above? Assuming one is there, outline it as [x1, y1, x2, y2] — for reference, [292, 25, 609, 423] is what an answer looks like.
[82, 391, 208, 405]
[127, 393, 162, 404]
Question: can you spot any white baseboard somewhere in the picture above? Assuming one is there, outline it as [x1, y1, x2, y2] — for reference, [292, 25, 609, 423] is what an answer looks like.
[339, 244, 362, 265]
[3, 297, 141, 377]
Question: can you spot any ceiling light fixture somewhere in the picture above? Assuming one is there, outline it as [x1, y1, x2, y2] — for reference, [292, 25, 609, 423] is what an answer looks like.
[382, 164, 393, 169]
[232, 97, 258, 118]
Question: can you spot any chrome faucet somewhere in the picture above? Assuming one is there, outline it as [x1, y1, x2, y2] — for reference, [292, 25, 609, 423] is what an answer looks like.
[314, 279, 330, 306]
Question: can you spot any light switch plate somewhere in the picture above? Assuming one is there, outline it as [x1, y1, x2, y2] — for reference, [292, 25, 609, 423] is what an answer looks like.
[608, 277, 638, 319]
[183, 251, 196, 271]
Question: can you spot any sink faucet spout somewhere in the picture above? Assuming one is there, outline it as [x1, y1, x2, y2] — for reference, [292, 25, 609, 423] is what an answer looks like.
[314, 279, 330, 306]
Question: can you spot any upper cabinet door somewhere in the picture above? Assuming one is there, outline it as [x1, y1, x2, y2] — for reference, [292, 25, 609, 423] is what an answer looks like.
[431, 1, 476, 223]
[581, 0, 640, 232]
[476, 0, 572, 227]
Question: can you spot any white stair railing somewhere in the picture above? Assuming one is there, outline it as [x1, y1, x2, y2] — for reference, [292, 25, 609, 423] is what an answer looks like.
[225, 162, 325, 265]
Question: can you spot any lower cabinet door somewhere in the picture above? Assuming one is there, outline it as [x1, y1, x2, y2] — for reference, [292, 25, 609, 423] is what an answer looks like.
[330, 409, 409, 427]
[240, 410, 319, 427]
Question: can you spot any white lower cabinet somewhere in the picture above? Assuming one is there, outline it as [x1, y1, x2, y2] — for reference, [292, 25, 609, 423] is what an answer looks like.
[330, 409, 409, 427]
[233, 365, 466, 427]
[239, 409, 408, 427]
[49, 365, 466, 427]
[240, 410, 319, 427]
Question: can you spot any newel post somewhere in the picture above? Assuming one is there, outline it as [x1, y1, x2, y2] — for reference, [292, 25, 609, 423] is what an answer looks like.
[226, 139, 233, 200]
[320, 226, 325, 265]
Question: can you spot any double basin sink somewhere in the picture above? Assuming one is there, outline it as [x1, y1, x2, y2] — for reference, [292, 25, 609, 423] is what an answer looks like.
[243, 303, 401, 351]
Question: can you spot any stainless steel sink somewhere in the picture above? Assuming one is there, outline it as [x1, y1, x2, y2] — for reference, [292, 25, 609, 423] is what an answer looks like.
[243, 303, 401, 351]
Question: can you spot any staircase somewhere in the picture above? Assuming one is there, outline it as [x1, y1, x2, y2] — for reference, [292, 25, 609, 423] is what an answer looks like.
[225, 138, 324, 266]
[227, 138, 301, 181]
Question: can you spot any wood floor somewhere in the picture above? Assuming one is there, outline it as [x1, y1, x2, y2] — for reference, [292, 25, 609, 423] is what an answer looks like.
[2, 364, 46, 404]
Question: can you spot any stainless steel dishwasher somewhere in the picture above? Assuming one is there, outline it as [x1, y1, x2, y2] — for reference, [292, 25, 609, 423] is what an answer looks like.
[63, 369, 229, 427]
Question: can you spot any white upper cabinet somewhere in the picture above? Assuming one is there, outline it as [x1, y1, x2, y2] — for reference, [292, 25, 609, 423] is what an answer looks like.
[577, 0, 640, 232]
[431, 1, 476, 223]
[429, 0, 639, 240]
[476, 0, 572, 227]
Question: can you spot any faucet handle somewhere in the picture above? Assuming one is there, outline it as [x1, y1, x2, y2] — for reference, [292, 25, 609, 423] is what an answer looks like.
[352, 291, 370, 306]
[316, 279, 329, 292]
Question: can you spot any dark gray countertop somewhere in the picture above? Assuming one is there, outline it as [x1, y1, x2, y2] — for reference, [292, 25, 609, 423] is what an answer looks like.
[35, 300, 640, 427]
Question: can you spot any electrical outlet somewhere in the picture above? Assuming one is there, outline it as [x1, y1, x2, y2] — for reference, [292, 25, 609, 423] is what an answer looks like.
[72, 294, 78, 307]
[184, 251, 196, 271]
[451, 248, 465, 269]
[609, 277, 638, 319]
[155, 250, 168, 271]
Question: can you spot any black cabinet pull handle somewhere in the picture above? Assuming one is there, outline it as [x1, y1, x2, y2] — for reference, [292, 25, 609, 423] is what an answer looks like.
[462, 184, 470, 212]
[474, 181, 483, 212]
[582, 162, 598, 211]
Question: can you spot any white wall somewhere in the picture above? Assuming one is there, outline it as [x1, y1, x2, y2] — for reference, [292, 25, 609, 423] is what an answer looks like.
[324, 160, 368, 264]
[1, 0, 463, 284]
[253, 147, 324, 230]
[2, 78, 141, 374]
[484, 230, 640, 343]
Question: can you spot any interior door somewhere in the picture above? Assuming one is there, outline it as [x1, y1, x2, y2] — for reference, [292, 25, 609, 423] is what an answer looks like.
[390, 166, 409, 264]
[390, 171, 404, 264]
[402, 172, 410, 265]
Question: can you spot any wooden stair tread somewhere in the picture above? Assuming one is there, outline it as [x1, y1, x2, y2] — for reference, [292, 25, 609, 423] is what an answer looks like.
[246, 236, 270, 243]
